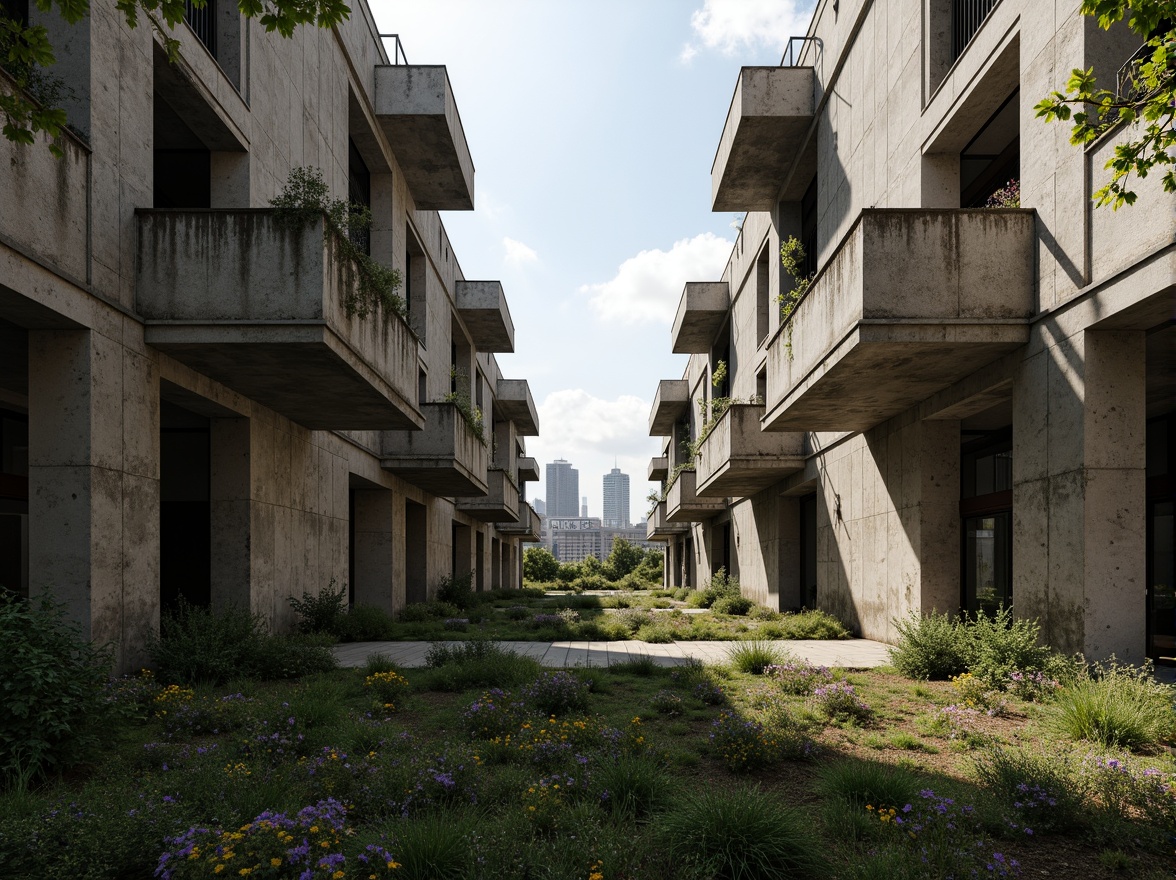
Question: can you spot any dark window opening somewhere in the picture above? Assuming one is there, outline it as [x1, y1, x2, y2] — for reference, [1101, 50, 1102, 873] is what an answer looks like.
[756, 245, 770, 345]
[952, 0, 999, 61]
[800, 492, 817, 609]
[160, 401, 211, 610]
[348, 138, 371, 256]
[1148, 413, 1175, 661]
[960, 428, 1012, 615]
[154, 151, 212, 208]
[0, 408, 29, 599]
[184, 0, 217, 55]
[961, 90, 1019, 208]
[799, 177, 818, 279]
[418, 368, 427, 405]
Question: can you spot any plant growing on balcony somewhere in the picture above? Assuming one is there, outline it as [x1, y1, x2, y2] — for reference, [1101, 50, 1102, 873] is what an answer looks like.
[778, 236, 813, 361]
[1035, 1, 1175, 208]
[436, 366, 486, 446]
[985, 179, 1021, 208]
[270, 166, 406, 321]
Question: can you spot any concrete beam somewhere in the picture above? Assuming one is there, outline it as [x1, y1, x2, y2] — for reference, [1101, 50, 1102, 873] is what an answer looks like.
[648, 456, 669, 482]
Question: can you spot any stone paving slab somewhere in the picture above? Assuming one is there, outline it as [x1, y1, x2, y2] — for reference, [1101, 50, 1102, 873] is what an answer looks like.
[333, 638, 894, 669]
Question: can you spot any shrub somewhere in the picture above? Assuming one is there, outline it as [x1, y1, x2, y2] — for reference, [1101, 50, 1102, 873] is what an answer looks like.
[287, 578, 347, 635]
[766, 660, 834, 695]
[950, 672, 1010, 716]
[660, 784, 825, 879]
[970, 746, 1084, 833]
[776, 609, 851, 640]
[711, 595, 754, 616]
[1050, 660, 1176, 750]
[365, 669, 411, 710]
[650, 689, 684, 715]
[0, 593, 111, 788]
[436, 572, 474, 609]
[522, 546, 560, 584]
[812, 680, 873, 723]
[421, 641, 541, 692]
[334, 604, 396, 641]
[150, 601, 260, 684]
[727, 639, 786, 675]
[889, 610, 969, 680]
[505, 605, 530, 621]
[397, 603, 432, 623]
[697, 567, 741, 608]
[461, 688, 527, 739]
[815, 759, 921, 810]
[635, 622, 675, 643]
[521, 671, 591, 716]
[613, 607, 654, 633]
[965, 606, 1054, 690]
[570, 574, 610, 591]
[1082, 754, 1176, 835]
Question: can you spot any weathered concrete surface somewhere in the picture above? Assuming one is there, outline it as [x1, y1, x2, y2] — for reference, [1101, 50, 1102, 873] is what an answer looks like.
[137, 211, 423, 431]
[647, 500, 688, 541]
[666, 469, 726, 523]
[456, 280, 514, 353]
[695, 403, 805, 497]
[647, 456, 668, 482]
[494, 379, 539, 436]
[457, 466, 521, 522]
[517, 457, 540, 482]
[672, 282, 731, 354]
[763, 210, 1036, 433]
[711, 66, 816, 211]
[648, 379, 690, 436]
[381, 402, 489, 496]
[497, 502, 541, 541]
[374, 65, 475, 211]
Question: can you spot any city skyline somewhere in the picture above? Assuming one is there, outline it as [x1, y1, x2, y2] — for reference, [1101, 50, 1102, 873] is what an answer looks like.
[603, 466, 631, 528]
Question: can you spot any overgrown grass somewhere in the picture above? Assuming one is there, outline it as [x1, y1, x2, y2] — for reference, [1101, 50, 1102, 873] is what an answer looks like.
[1049, 661, 1175, 750]
[420, 640, 541, 691]
[815, 758, 921, 810]
[727, 640, 787, 674]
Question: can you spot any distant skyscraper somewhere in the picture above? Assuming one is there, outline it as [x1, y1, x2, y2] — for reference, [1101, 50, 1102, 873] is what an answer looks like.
[581, 497, 588, 517]
[545, 459, 579, 517]
[603, 466, 630, 527]
[533, 498, 546, 516]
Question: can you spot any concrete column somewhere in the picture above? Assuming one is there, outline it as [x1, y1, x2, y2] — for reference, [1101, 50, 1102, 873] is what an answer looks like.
[210, 417, 253, 610]
[28, 329, 160, 671]
[917, 420, 962, 615]
[1014, 329, 1147, 660]
[352, 488, 394, 612]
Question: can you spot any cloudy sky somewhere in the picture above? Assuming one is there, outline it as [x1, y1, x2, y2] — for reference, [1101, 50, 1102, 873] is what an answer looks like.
[372, 0, 816, 522]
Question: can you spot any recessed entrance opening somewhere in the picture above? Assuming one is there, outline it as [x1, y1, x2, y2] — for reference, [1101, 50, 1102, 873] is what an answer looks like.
[160, 400, 212, 609]
[0, 406, 29, 598]
[405, 499, 427, 604]
[960, 423, 1012, 615]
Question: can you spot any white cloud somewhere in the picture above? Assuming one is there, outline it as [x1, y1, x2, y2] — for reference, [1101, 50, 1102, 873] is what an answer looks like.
[681, 0, 815, 60]
[503, 236, 539, 266]
[580, 233, 732, 324]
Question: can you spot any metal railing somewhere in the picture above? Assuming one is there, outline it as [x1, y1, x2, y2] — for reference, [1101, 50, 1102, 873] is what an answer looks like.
[780, 35, 818, 67]
[184, 0, 216, 55]
[1116, 41, 1162, 103]
[952, 0, 998, 61]
[379, 33, 408, 66]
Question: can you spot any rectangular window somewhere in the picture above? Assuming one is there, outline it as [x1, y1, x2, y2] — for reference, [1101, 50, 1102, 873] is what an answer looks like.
[348, 138, 371, 256]
[756, 245, 770, 345]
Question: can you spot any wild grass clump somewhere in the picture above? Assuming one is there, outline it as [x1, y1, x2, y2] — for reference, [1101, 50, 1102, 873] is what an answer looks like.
[635, 622, 675, 644]
[774, 609, 851, 640]
[389, 815, 471, 880]
[593, 752, 673, 819]
[814, 759, 921, 810]
[608, 654, 662, 677]
[970, 746, 1084, 833]
[727, 640, 786, 675]
[421, 641, 540, 692]
[888, 610, 969, 680]
[1050, 660, 1175, 750]
[660, 784, 825, 879]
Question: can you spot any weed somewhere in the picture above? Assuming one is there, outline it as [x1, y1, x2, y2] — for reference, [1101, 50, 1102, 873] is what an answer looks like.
[1051, 660, 1175, 750]
[727, 640, 786, 675]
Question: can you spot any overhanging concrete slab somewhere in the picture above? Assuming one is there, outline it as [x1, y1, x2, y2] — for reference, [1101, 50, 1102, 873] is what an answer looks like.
[695, 404, 805, 497]
[496, 379, 539, 436]
[456, 280, 514, 353]
[648, 456, 669, 482]
[381, 402, 488, 495]
[711, 66, 816, 212]
[672, 282, 730, 354]
[649, 379, 690, 436]
[518, 457, 540, 482]
[374, 65, 474, 210]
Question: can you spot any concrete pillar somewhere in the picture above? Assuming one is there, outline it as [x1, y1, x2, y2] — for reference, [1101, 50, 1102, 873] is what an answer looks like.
[210, 417, 252, 611]
[917, 420, 962, 615]
[1014, 329, 1146, 660]
[352, 488, 394, 612]
[28, 329, 159, 671]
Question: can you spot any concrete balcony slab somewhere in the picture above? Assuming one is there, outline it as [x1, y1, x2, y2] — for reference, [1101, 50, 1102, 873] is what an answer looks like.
[374, 65, 474, 210]
[495, 379, 539, 435]
[381, 402, 488, 495]
[712, 66, 816, 212]
[649, 380, 690, 436]
[456, 280, 514, 353]
[763, 209, 1035, 433]
[695, 404, 804, 497]
[136, 210, 422, 430]
[665, 469, 726, 522]
[647, 500, 689, 541]
[518, 457, 540, 482]
[672, 282, 730, 354]
[648, 456, 669, 482]
[457, 467, 521, 522]
[498, 502, 541, 541]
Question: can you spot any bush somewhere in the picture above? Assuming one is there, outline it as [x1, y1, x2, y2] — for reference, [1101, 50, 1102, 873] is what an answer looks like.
[397, 603, 432, 623]
[711, 595, 753, 616]
[766, 660, 834, 695]
[614, 607, 654, 634]
[660, 784, 825, 879]
[334, 604, 396, 641]
[364, 669, 411, 710]
[287, 579, 347, 635]
[435, 572, 474, 609]
[727, 640, 786, 675]
[697, 567, 741, 608]
[965, 606, 1054, 689]
[812, 680, 872, 723]
[523, 546, 560, 584]
[776, 609, 851, 640]
[1050, 660, 1175, 750]
[635, 623, 675, 644]
[815, 759, 920, 811]
[0, 593, 111, 788]
[970, 746, 1084, 833]
[521, 670, 591, 715]
[570, 574, 610, 592]
[421, 641, 541, 692]
[889, 610, 969, 680]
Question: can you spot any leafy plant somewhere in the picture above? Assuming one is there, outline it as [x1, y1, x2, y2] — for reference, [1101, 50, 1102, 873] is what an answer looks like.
[436, 571, 475, 610]
[964, 605, 1054, 690]
[1035, 2, 1176, 208]
[436, 366, 486, 445]
[889, 610, 969, 680]
[522, 546, 560, 583]
[270, 166, 405, 320]
[287, 578, 347, 635]
[521, 670, 591, 716]
[778, 236, 813, 360]
[970, 746, 1084, 833]
[0, 592, 111, 789]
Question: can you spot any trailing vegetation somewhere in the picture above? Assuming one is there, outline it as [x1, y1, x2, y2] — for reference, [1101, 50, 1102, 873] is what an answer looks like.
[435, 366, 486, 445]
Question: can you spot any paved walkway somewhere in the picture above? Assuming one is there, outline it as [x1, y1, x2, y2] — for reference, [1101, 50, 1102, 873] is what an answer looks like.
[332, 638, 894, 669]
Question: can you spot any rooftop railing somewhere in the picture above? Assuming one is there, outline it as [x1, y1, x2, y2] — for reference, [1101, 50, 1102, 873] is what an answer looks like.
[780, 35, 818, 67]
[379, 33, 409, 66]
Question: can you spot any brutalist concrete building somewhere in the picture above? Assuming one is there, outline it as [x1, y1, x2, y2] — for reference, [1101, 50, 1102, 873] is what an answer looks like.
[647, 0, 1174, 663]
[0, 0, 542, 670]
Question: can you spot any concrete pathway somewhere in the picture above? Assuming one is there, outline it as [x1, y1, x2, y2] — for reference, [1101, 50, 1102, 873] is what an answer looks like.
[332, 637, 894, 670]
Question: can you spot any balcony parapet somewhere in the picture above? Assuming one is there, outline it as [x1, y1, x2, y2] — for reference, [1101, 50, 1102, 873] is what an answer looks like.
[136, 210, 422, 430]
[457, 466, 520, 523]
[456, 280, 514, 353]
[648, 380, 690, 436]
[665, 469, 726, 523]
[647, 456, 669, 482]
[647, 501, 689, 542]
[711, 66, 816, 211]
[374, 64, 474, 210]
[672, 282, 730, 354]
[495, 379, 539, 436]
[381, 401, 488, 495]
[518, 457, 540, 482]
[695, 404, 804, 497]
[763, 209, 1035, 433]
[497, 502, 541, 541]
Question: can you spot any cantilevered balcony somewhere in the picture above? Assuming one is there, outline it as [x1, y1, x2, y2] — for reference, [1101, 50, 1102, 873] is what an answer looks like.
[374, 64, 474, 210]
[518, 457, 540, 483]
[495, 379, 539, 435]
[456, 281, 514, 353]
[648, 456, 669, 482]
[498, 502, 541, 541]
[647, 501, 689, 542]
[381, 402, 488, 495]
[695, 404, 805, 497]
[649, 380, 690, 436]
[672, 282, 730, 354]
[763, 209, 1035, 433]
[136, 211, 422, 430]
[665, 469, 726, 522]
[712, 66, 816, 211]
[457, 467, 520, 522]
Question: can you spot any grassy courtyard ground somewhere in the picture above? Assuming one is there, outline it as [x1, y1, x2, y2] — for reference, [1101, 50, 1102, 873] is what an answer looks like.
[2, 632, 1174, 880]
